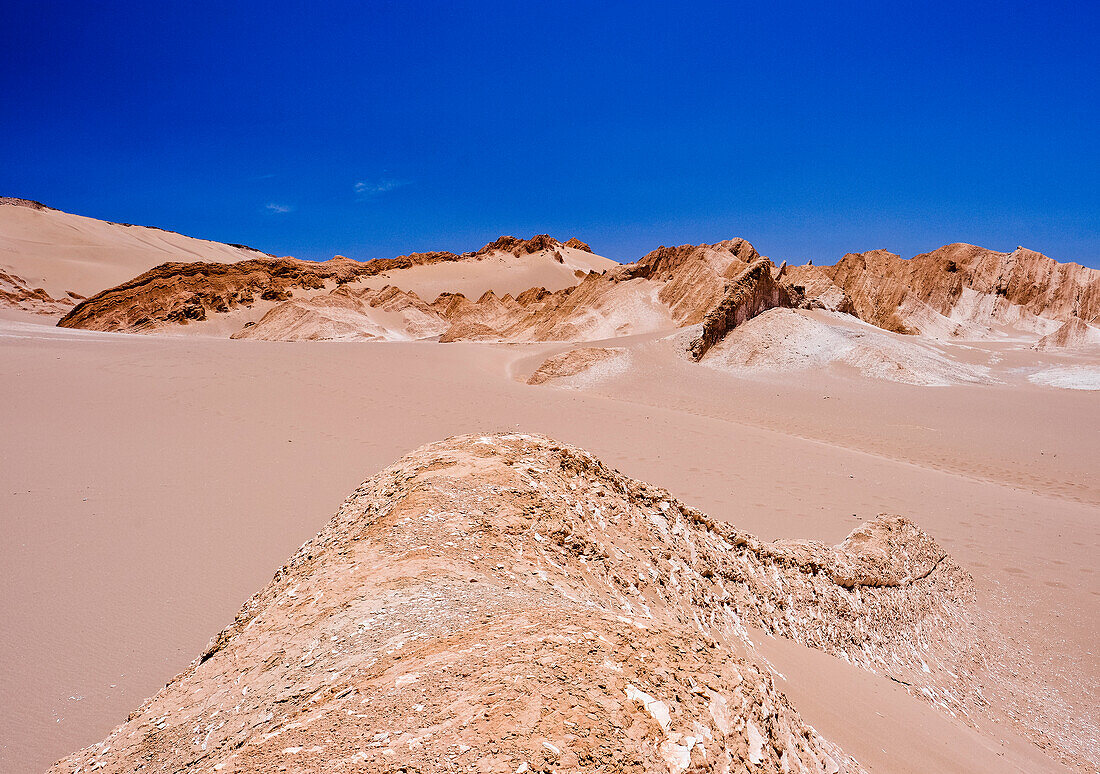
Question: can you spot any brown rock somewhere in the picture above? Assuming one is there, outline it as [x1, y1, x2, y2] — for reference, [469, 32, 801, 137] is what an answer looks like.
[53, 434, 982, 773]
[0, 266, 75, 314]
[526, 347, 623, 385]
[813, 244, 1100, 336]
[689, 259, 797, 360]
[1032, 317, 1100, 350]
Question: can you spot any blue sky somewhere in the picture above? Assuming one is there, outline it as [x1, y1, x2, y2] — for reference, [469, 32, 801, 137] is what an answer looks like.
[2, 1, 1098, 267]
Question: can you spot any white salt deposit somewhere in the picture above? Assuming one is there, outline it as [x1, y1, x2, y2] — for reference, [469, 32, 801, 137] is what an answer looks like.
[1027, 366, 1100, 390]
[701, 308, 995, 386]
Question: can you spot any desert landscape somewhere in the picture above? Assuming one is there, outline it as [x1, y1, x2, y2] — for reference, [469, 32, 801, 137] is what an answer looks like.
[1, 195, 1097, 773]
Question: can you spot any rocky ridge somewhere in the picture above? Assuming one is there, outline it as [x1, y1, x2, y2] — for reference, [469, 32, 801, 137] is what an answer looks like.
[525, 347, 626, 385]
[57, 254, 456, 333]
[230, 285, 453, 342]
[43, 217, 1100, 357]
[56, 236, 593, 333]
[787, 244, 1100, 338]
[51, 433, 985, 774]
[439, 241, 790, 344]
[688, 260, 796, 360]
[0, 196, 56, 211]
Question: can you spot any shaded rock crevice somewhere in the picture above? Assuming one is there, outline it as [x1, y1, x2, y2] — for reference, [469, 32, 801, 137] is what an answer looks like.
[688, 260, 799, 360]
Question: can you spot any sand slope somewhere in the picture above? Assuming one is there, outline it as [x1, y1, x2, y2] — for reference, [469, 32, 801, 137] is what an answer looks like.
[0, 198, 270, 307]
[3, 324, 1096, 773]
[698, 308, 995, 386]
[1033, 317, 1100, 351]
[58, 235, 617, 337]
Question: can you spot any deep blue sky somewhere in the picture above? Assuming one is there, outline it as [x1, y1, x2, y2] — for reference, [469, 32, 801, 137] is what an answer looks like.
[3, 1, 1098, 267]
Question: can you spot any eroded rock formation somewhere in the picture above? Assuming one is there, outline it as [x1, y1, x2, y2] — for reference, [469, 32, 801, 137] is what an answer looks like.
[1032, 317, 1100, 350]
[56, 236, 597, 334]
[0, 266, 80, 314]
[230, 285, 452, 342]
[57, 254, 459, 333]
[688, 260, 797, 360]
[526, 347, 624, 385]
[791, 244, 1100, 337]
[52, 433, 983, 774]
[440, 240, 792, 345]
[49, 220, 1100, 351]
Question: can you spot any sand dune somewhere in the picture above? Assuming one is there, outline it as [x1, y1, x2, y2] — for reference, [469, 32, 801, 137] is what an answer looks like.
[3, 320, 1096, 772]
[2, 204, 1098, 772]
[0, 197, 270, 307]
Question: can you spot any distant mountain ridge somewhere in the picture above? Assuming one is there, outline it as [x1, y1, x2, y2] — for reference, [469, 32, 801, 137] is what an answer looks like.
[56, 235, 605, 333]
[786, 243, 1100, 338]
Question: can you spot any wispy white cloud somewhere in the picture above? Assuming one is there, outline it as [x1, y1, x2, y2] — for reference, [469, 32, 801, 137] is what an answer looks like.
[266, 203, 292, 214]
[354, 178, 410, 199]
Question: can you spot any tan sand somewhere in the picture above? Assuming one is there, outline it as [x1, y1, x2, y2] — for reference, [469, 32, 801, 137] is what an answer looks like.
[2, 212, 1098, 773]
[0, 199, 270, 300]
[2, 312, 1097, 772]
[354, 243, 615, 299]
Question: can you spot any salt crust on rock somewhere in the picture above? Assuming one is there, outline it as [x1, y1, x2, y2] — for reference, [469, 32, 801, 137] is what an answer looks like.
[52, 433, 983, 774]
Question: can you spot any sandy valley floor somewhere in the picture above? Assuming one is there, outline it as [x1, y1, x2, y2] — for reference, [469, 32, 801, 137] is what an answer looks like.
[1, 310, 1097, 772]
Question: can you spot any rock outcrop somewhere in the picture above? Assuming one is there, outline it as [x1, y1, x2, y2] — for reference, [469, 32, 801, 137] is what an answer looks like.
[56, 254, 461, 333]
[476, 235, 577, 257]
[46, 217, 1100, 349]
[631, 239, 765, 325]
[0, 196, 55, 211]
[688, 260, 798, 360]
[782, 265, 854, 314]
[440, 240, 792, 345]
[526, 347, 625, 385]
[793, 245, 1100, 338]
[56, 236, 601, 334]
[51, 433, 983, 774]
[230, 285, 451, 341]
[0, 266, 79, 314]
[1032, 317, 1100, 350]
[438, 273, 676, 343]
